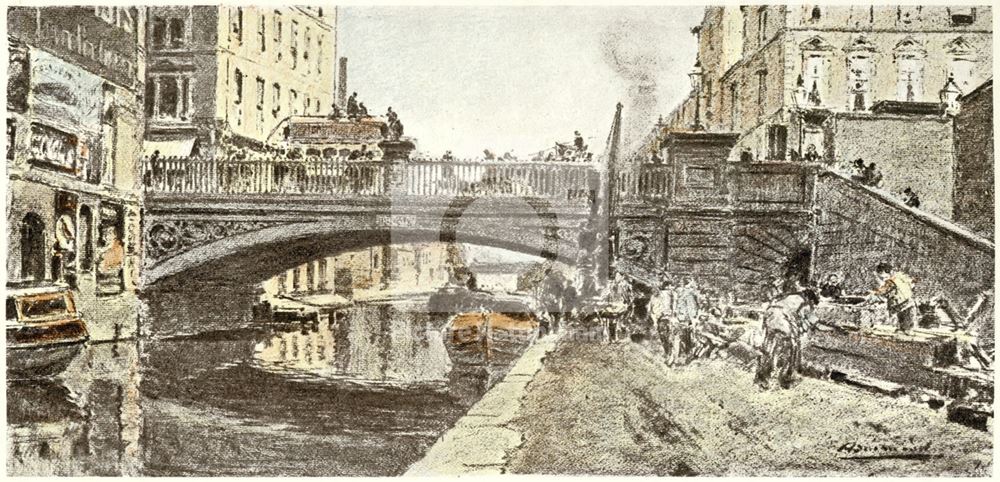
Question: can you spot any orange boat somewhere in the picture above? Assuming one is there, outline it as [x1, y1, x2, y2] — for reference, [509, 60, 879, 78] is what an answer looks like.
[446, 312, 538, 367]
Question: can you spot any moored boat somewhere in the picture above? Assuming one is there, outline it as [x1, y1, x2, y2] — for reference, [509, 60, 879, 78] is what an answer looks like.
[6, 283, 89, 380]
[445, 311, 538, 367]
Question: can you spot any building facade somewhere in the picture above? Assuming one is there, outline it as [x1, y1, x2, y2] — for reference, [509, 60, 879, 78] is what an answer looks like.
[263, 243, 456, 302]
[7, 7, 147, 340]
[143, 6, 337, 156]
[660, 5, 992, 221]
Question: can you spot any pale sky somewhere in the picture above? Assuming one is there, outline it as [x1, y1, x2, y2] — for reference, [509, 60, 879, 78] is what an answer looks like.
[339, 6, 703, 159]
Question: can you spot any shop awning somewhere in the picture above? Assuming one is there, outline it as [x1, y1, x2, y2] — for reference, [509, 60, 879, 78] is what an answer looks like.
[143, 138, 195, 158]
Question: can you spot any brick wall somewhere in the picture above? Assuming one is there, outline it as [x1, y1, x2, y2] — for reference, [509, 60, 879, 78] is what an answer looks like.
[953, 81, 994, 239]
[814, 171, 993, 311]
[829, 113, 955, 219]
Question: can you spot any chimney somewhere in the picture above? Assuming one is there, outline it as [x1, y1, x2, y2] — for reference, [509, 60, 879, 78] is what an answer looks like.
[337, 57, 348, 107]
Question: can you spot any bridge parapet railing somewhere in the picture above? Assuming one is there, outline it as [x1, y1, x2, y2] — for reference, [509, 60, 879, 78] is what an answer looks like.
[615, 164, 671, 204]
[143, 155, 600, 200]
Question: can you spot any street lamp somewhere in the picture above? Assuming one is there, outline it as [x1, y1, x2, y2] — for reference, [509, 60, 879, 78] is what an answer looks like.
[688, 61, 703, 131]
[939, 73, 962, 115]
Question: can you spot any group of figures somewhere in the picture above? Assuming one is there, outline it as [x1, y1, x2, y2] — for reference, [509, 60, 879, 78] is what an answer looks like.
[329, 92, 405, 141]
[560, 260, 993, 392]
[846, 158, 924, 209]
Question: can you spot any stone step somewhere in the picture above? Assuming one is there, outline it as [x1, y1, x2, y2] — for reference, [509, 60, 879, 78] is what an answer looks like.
[828, 370, 908, 397]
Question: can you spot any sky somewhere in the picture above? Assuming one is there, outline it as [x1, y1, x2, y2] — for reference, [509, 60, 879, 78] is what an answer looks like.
[338, 6, 704, 159]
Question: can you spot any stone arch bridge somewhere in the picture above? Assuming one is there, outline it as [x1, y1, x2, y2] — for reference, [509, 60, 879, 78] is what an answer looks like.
[141, 156, 604, 289]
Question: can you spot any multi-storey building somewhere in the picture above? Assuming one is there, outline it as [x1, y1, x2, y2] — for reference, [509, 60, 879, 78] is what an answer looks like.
[143, 6, 337, 156]
[7, 7, 147, 340]
[660, 5, 992, 220]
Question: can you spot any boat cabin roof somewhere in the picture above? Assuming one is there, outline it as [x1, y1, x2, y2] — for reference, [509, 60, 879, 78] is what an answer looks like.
[6, 282, 72, 298]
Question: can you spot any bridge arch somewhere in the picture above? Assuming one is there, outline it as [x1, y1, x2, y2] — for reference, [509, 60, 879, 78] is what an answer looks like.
[142, 221, 580, 289]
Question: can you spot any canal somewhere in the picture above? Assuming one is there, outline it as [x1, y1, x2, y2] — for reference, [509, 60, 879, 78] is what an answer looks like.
[6, 298, 535, 476]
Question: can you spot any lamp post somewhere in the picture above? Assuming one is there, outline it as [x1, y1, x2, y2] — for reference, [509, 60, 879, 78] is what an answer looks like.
[939, 73, 962, 115]
[688, 61, 703, 131]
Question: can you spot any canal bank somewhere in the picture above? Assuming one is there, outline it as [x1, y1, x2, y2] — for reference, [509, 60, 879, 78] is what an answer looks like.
[405, 332, 561, 475]
[501, 341, 991, 476]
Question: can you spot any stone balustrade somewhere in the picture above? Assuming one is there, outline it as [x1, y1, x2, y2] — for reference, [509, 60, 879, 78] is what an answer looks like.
[143, 156, 600, 200]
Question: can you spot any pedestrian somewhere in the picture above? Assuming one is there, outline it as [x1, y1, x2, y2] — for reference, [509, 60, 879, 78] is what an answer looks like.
[902, 187, 921, 209]
[850, 158, 867, 182]
[753, 288, 821, 390]
[650, 277, 680, 364]
[673, 278, 700, 361]
[346, 92, 359, 119]
[868, 262, 916, 334]
[819, 272, 844, 299]
[803, 144, 820, 162]
[863, 162, 883, 188]
[601, 272, 631, 342]
[574, 131, 585, 151]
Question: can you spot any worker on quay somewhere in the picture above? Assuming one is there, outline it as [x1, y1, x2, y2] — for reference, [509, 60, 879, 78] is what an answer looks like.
[754, 288, 821, 390]
[868, 262, 916, 334]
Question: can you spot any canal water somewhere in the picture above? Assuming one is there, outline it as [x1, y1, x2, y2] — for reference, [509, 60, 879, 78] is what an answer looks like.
[6, 299, 533, 476]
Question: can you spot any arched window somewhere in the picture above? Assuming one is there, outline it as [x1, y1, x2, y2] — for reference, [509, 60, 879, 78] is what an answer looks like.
[810, 6, 821, 21]
[20, 213, 46, 281]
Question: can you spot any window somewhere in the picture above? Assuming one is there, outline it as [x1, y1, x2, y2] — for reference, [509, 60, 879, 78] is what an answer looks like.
[272, 83, 281, 116]
[161, 79, 179, 116]
[273, 11, 282, 42]
[148, 76, 192, 120]
[305, 96, 312, 113]
[803, 54, 825, 106]
[810, 6, 821, 21]
[894, 39, 926, 102]
[728, 83, 738, 130]
[317, 38, 323, 73]
[896, 55, 924, 101]
[232, 7, 243, 43]
[152, 17, 166, 48]
[291, 21, 299, 69]
[234, 69, 244, 104]
[20, 213, 46, 281]
[847, 54, 873, 111]
[290, 89, 298, 114]
[256, 77, 265, 110]
[756, 70, 767, 109]
[79, 205, 94, 271]
[757, 8, 768, 45]
[168, 18, 185, 47]
[258, 13, 266, 52]
[950, 7, 975, 26]
[767, 125, 787, 161]
[949, 58, 976, 92]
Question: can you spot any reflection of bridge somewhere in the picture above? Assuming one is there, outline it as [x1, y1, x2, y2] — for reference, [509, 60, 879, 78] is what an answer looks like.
[141, 156, 603, 287]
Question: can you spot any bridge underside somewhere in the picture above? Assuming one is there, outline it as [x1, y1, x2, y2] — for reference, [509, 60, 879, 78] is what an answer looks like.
[144, 226, 582, 289]
[142, 194, 594, 289]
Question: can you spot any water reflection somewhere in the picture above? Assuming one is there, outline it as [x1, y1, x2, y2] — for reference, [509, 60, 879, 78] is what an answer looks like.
[8, 299, 532, 476]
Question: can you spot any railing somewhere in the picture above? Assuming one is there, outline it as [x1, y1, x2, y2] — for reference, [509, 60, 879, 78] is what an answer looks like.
[143, 156, 600, 200]
[614, 164, 671, 202]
